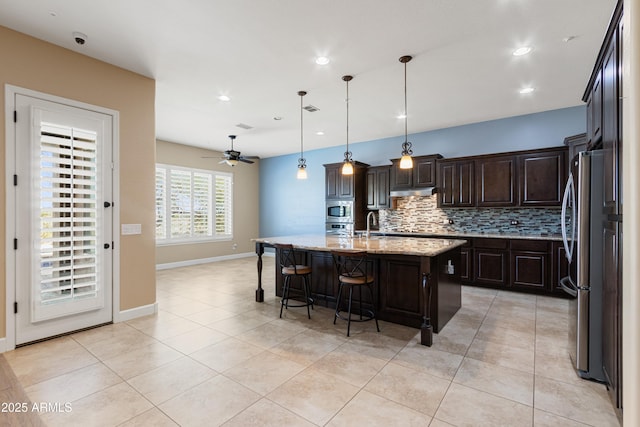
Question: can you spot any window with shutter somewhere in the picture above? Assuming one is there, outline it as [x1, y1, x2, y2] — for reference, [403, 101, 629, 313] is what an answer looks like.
[155, 164, 233, 243]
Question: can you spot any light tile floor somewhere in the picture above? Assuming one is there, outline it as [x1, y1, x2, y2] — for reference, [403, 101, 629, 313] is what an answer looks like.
[3, 257, 621, 426]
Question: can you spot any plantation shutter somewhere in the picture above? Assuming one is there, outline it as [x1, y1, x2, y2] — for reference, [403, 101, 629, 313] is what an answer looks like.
[215, 174, 232, 236]
[34, 120, 102, 320]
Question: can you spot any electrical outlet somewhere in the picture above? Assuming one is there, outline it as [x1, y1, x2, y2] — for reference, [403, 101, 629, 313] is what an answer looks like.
[510, 220, 519, 226]
[232, 243, 238, 250]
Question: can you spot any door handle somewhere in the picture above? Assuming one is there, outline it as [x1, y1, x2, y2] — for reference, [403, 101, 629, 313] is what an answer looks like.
[104, 201, 111, 208]
[559, 276, 577, 298]
[104, 243, 110, 249]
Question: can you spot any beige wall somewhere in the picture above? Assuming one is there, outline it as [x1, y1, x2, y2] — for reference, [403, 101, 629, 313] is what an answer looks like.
[0, 26, 156, 338]
[155, 140, 259, 265]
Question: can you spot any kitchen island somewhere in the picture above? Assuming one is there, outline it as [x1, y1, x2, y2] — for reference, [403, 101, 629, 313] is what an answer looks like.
[253, 235, 467, 340]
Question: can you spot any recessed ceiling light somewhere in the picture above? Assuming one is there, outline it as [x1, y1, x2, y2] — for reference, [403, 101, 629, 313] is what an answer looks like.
[315, 56, 330, 65]
[513, 47, 532, 56]
[273, 116, 283, 121]
[218, 95, 230, 102]
[396, 114, 407, 119]
[563, 36, 577, 43]
[519, 87, 535, 94]
[316, 131, 325, 136]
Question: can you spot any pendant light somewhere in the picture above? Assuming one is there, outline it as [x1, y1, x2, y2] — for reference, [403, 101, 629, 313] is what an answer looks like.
[341, 75, 354, 175]
[296, 90, 308, 180]
[399, 55, 414, 169]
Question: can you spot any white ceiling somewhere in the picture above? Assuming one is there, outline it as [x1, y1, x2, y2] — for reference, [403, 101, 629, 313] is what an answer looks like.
[0, 0, 617, 159]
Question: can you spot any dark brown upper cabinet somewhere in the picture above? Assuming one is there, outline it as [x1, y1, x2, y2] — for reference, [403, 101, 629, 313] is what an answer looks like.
[366, 166, 390, 210]
[438, 147, 567, 209]
[437, 159, 474, 208]
[476, 155, 517, 207]
[586, 70, 603, 147]
[390, 154, 442, 191]
[324, 161, 368, 200]
[518, 149, 566, 207]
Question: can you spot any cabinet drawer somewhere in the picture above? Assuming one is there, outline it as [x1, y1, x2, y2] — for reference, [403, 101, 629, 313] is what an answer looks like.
[510, 239, 549, 252]
[473, 238, 508, 249]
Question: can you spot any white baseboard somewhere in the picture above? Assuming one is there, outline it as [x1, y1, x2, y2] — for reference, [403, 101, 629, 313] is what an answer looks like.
[0, 337, 7, 353]
[156, 252, 256, 270]
[115, 302, 158, 322]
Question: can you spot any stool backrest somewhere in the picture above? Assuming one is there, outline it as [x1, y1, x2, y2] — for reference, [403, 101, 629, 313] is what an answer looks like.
[331, 250, 370, 279]
[273, 243, 301, 274]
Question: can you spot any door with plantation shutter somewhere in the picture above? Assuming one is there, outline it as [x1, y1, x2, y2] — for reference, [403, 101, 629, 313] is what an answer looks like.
[13, 94, 113, 345]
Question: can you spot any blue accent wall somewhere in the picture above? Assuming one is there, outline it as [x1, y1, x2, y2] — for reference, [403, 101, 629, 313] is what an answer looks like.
[259, 106, 585, 237]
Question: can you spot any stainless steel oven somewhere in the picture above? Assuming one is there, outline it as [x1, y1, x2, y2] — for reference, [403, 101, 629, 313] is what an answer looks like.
[325, 222, 353, 236]
[326, 200, 354, 223]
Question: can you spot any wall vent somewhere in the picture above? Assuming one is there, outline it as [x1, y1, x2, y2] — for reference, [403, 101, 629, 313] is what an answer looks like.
[303, 105, 319, 112]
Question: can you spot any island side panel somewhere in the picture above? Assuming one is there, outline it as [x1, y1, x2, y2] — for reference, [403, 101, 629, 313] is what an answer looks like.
[377, 254, 424, 329]
[432, 247, 462, 332]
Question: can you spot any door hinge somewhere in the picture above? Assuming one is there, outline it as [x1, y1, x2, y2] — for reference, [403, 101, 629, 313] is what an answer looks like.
[13, 174, 17, 186]
[13, 110, 17, 123]
[14, 302, 18, 314]
[13, 238, 17, 250]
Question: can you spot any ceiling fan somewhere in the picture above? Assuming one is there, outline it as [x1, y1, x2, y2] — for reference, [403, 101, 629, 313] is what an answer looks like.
[206, 135, 259, 166]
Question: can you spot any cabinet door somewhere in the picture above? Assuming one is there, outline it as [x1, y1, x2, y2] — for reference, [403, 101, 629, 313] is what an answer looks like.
[510, 251, 548, 291]
[438, 162, 455, 207]
[377, 167, 390, 208]
[476, 156, 516, 207]
[414, 156, 437, 187]
[366, 169, 376, 208]
[325, 165, 339, 199]
[378, 256, 422, 321]
[474, 249, 508, 287]
[339, 172, 354, 198]
[390, 160, 412, 190]
[591, 70, 603, 145]
[602, 220, 620, 407]
[519, 150, 566, 206]
[602, 33, 619, 216]
[459, 247, 472, 283]
[457, 161, 475, 207]
[366, 167, 390, 209]
[551, 241, 569, 294]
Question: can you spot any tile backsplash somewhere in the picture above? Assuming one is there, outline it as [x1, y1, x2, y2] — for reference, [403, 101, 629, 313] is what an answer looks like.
[378, 195, 562, 235]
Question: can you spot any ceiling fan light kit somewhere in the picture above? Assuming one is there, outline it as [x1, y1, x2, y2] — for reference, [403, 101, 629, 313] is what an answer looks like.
[297, 90, 308, 180]
[399, 55, 414, 170]
[216, 134, 259, 167]
[341, 75, 354, 176]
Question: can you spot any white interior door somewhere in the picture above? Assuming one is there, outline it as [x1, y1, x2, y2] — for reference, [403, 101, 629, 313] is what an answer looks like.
[12, 93, 113, 345]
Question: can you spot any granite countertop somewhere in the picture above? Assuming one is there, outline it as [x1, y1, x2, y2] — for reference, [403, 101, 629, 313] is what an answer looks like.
[253, 234, 467, 257]
[360, 230, 563, 242]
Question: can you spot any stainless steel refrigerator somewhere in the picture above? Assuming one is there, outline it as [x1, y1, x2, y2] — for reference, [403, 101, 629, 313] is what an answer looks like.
[560, 150, 605, 382]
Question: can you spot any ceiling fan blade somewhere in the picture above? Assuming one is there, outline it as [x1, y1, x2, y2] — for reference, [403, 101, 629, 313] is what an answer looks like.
[241, 156, 260, 160]
[238, 158, 254, 164]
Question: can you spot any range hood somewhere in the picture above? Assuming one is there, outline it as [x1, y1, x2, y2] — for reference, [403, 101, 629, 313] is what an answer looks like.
[389, 187, 437, 197]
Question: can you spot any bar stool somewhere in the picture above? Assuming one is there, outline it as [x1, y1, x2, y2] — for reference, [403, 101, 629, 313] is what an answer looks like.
[330, 250, 380, 336]
[273, 243, 314, 319]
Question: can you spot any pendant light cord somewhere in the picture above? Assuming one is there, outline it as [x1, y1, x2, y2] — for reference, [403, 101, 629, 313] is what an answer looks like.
[346, 78, 349, 154]
[300, 92, 304, 159]
[404, 60, 408, 143]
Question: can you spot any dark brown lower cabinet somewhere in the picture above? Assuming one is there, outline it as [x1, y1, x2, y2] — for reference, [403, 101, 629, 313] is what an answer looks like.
[459, 245, 473, 284]
[473, 239, 508, 287]
[551, 241, 569, 294]
[602, 220, 622, 411]
[510, 240, 550, 292]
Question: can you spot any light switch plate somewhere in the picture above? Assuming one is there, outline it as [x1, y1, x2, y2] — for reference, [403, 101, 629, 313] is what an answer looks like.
[121, 224, 142, 235]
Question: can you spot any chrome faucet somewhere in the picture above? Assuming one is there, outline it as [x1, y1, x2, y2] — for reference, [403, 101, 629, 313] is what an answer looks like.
[365, 211, 376, 238]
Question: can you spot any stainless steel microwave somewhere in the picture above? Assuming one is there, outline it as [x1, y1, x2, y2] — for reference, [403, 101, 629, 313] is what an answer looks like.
[326, 200, 354, 223]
